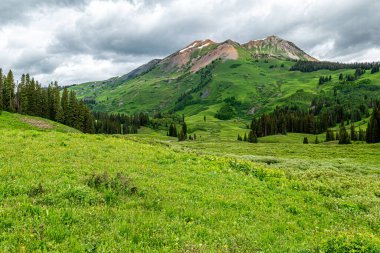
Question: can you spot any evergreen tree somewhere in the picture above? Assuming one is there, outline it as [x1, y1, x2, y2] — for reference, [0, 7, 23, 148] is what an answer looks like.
[303, 137, 309, 144]
[82, 104, 95, 133]
[237, 134, 242, 141]
[366, 106, 380, 143]
[18, 74, 28, 114]
[67, 90, 78, 127]
[350, 124, 358, 141]
[182, 121, 187, 137]
[325, 129, 335, 142]
[4, 70, 15, 112]
[50, 82, 61, 121]
[178, 128, 186, 142]
[168, 124, 177, 137]
[338, 123, 351, 144]
[243, 133, 247, 142]
[315, 136, 319, 144]
[61, 87, 69, 123]
[247, 130, 258, 143]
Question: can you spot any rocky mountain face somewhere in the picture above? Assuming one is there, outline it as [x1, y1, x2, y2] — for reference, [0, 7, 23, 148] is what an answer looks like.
[243, 35, 318, 62]
[151, 35, 317, 74]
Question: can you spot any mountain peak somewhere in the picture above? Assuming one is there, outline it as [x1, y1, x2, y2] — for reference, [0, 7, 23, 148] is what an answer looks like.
[178, 39, 216, 54]
[243, 35, 318, 61]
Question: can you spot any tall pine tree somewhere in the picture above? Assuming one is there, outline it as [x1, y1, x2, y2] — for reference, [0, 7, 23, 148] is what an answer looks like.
[366, 106, 380, 143]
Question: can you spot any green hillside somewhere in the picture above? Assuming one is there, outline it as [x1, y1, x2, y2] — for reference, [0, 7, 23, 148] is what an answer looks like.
[0, 112, 379, 252]
[68, 37, 380, 123]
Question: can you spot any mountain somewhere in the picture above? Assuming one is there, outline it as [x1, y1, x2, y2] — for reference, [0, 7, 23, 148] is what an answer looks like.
[68, 36, 380, 120]
[243, 35, 318, 61]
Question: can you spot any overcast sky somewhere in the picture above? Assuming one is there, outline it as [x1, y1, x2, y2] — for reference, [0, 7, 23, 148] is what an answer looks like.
[0, 0, 379, 85]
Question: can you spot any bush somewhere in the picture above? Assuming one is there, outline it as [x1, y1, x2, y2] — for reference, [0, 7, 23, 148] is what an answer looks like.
[215, 104, 235, 120]
[85, 172, 137, 196]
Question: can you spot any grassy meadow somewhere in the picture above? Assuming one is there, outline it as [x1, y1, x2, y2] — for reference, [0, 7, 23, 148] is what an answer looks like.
[0, 111, 379, 252]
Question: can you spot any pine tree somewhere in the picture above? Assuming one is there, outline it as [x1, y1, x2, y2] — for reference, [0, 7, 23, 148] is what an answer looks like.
[338, 123, 351, 144]
[18, 74, 28, 114]
[4, 70, 16, 112]
[82, 105, 95, 133]
[325, 129, 335, 142]
[67, 90, 78, 127]
[40, 88, 49, 118]
[315, 136, 319, 144]
[182, 121, 187, 137]
[303, 137, 309, 144]
[247, 130, 258, 143]
[61, 87, 69, 123]
[168, 124, 177, 137]
[366, 106, 380, 143]
[350, 124, 358, 141]
[178, 128, 186, 142]
[243, 133, 247, 142]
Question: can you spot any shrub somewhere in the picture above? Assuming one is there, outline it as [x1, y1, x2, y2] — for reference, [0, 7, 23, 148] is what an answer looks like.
[85, 172, 137, 196]
[215, 104, 235, 120]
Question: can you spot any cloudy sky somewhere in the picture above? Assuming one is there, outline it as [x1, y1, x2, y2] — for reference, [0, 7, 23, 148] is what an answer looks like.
[1, 0, 379, 85]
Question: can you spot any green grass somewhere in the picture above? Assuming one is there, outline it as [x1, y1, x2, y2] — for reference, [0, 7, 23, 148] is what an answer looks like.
[0, 113, 379, 252]
[0, 111, 80, 133]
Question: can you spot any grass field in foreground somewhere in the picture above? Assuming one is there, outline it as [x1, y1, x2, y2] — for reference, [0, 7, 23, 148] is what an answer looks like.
[0, 113, 379, 252]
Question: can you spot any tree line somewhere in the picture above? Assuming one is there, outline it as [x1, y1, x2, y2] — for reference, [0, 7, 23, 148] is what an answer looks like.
[290, 61, 379, 73]
[0, 69, 94, 133]
[248, 104, 380, 144]
[93, 111, 149, 135]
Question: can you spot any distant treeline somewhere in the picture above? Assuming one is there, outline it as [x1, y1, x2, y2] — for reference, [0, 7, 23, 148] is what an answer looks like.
[247, 76, 380, 143]
[249, 103, 380, 143]
[290, 61, 380, 72]
[93, 112, 149, 134]
[0, 69, 94, 133]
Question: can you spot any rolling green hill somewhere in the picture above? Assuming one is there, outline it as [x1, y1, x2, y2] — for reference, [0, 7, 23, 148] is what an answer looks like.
[68, 36, 380, 124]
[0, 112, 379, 252]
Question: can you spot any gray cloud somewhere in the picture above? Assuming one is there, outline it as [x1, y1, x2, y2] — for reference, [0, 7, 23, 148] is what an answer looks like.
[0, 0, 88, 24]
[1, 0, 380, 85]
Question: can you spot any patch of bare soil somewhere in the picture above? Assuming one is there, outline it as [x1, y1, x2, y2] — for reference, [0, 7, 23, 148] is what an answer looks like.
[21, 118, 53, 129]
